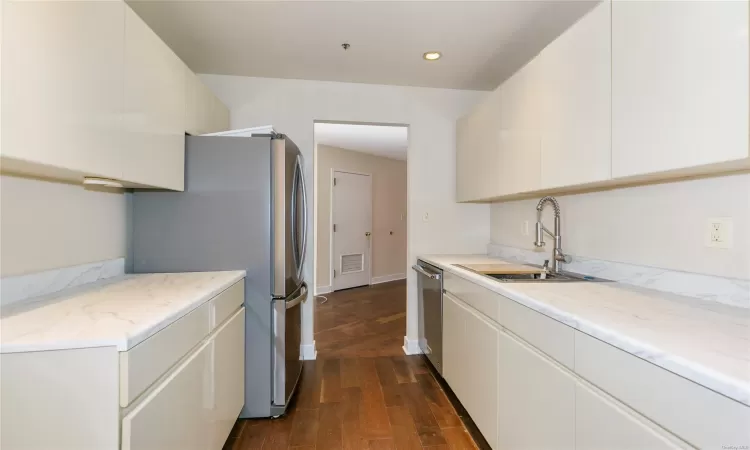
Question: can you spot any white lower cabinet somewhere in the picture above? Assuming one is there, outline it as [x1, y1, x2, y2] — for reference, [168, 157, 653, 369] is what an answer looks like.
[123, 340, 212, 450]
[463, 307, 500, 449]
[442, 291, 468, 401]
[497, 330, 576, 450]
[440, 278, 717, 450]
[123, 307, 246, 450]
[575, 382, 684, 450]
[210, 308, 246, 449]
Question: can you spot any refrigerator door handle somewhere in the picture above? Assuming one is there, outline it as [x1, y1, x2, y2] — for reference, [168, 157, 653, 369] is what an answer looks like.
[286, 283, 308, 309]
[297, 156, 309, 273]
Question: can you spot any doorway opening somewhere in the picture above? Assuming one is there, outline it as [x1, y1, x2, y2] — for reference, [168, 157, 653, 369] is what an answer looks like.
[311, 121, 409, 356]
[313, 121, 408, 295]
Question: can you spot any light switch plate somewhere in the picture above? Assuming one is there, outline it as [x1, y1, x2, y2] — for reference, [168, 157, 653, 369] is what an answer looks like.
[706, 217, 733, 249]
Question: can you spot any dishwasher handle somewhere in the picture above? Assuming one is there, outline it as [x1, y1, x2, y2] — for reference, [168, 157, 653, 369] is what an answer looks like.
[412, 264, 441, 280]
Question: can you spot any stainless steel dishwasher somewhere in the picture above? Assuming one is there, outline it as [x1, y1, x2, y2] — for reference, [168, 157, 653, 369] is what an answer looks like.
[413, 260, 443, 374]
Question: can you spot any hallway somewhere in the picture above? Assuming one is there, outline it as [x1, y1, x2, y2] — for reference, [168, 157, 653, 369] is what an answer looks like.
[223, 280, 479, 450]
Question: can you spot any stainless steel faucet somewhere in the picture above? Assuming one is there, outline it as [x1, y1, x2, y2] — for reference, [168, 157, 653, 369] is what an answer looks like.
[533, 196, 571, 273]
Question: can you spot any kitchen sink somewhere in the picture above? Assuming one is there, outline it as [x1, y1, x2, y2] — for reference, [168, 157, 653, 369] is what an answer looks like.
[484, 271, 608, 283]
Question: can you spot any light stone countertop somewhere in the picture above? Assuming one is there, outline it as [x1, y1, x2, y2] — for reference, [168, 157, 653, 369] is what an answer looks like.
[419, 254, 750, 406]
[0, 271, 246, 354]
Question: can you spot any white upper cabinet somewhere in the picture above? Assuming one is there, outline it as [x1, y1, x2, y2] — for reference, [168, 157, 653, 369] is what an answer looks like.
[1, 1, 126, 181]
[1, 2, 229, 191]
[123, 6, 186, 191]
[611, 0, 749, 178]
[537, 1, 611, 188]
[456, 89, 502, 202]
[497, 58, 542, 197]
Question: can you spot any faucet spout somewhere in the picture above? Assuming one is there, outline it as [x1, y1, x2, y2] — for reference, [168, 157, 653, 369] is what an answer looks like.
[532, 196, 571, 273]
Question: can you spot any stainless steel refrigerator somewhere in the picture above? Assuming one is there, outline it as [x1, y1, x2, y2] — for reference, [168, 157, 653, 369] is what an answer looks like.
[130, 129, 308, 418]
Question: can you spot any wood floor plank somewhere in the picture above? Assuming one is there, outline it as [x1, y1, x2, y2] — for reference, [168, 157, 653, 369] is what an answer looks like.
[368, 438, 397, 449]
[400, 382, 446, 447]
[316, 402, 343, 449]
[341, 387, 369, 450]
[375, 357, 399, 386]
[386, 406, 423, 450]
[416, 373, 462, 429]
[358, 358, 393, 439]
[289, 408, 320, 447]
[441, 426, 479, 449]
[295, 360, 324, 410]
[340, 358, 360, 388]
[391, 357, 417, 384]
[261, 412, 296, 450]
[320, 358, 343, 403]
[231, 420, 266, 450]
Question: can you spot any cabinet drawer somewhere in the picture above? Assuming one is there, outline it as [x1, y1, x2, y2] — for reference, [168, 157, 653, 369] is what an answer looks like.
[444, 272, 501, 323]
[496, 293, 575, 369]
[210, 280, 244, 330]
[119, 303, 210, 407]
[575, 331, 750, 449]
[122, 339, 211, 450]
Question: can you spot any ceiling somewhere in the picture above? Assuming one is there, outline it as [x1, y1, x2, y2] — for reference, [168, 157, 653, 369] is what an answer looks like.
[126, 0, 597, 91]
[314, 123, 408, 160]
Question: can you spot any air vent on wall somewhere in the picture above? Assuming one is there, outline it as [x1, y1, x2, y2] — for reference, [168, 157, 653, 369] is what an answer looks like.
[341, 254, 364, 274]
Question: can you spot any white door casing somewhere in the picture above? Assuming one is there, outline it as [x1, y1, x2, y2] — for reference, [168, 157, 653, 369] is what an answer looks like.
[331, 170, 372, 291]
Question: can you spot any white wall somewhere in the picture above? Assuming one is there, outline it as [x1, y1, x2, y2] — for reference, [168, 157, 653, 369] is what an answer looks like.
[0, 174, 128, 277]
[201, 74, 490, 350]
[491, 173, 750, 280]
[315, 144, 407, 289]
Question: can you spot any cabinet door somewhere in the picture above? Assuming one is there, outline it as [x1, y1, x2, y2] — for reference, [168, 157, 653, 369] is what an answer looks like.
[210, 307, 246, 449]
[576, 382, 685, 450]
[1, 1, 125, 180]
[498, 60, 542, 196]
[123, 6, 186, 191]
[463, 307, 499, 449]
[611, 0, 749, 178]
[497, 330, 576, 450]
[442, 292, 467, 400]
[538, 1, 611, 188]
[122, 340, 211, 450]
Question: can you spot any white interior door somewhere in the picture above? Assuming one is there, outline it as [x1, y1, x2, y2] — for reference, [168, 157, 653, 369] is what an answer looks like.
[332, 170, 372, 291]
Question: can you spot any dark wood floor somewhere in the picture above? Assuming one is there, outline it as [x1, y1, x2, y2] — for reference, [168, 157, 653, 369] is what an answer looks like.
[223, 280, 478, 450]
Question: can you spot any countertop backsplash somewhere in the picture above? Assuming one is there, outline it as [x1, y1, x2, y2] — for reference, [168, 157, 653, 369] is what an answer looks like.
[487, 243, 750, 309]
[0, 258, 126, 308]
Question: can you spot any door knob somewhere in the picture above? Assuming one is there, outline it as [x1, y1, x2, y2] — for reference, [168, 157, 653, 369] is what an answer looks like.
[365, 232, 371, 237]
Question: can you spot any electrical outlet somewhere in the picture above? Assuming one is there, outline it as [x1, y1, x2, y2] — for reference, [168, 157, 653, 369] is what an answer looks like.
[523, 220, 530, 236]
[422, 212, 430, 222]
[706, 218, 733, 249]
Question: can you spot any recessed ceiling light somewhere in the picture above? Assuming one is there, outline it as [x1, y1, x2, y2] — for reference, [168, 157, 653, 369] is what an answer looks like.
[423, 51, 442, 61]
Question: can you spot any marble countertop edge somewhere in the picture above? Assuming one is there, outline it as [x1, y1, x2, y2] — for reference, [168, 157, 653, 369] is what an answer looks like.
[0, 270, 247, 354]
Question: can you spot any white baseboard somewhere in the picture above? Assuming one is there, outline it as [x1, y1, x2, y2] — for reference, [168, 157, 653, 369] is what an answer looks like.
[402, 336, 422, 355]
[300, 341, 317, 360]
[315, 285, 332, 295]
[371, 273, 406, 285]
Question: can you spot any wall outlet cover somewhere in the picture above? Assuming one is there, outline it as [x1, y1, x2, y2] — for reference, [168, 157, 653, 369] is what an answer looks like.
[705, 217, 733, 249]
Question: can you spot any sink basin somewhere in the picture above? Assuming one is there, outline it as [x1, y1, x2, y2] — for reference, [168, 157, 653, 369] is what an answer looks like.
[485, 271, 607, 282]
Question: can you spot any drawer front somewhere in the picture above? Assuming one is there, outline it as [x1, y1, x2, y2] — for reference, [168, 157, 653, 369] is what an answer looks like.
[119, 303, 210, 407]
[496, 293, 575, 369]
[210, 280, 244, 330]
[444, 271, 501, 323]
[210, 307, 246, 449]
[122, 340, 211, 450]
[575, 331, 750, 449]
